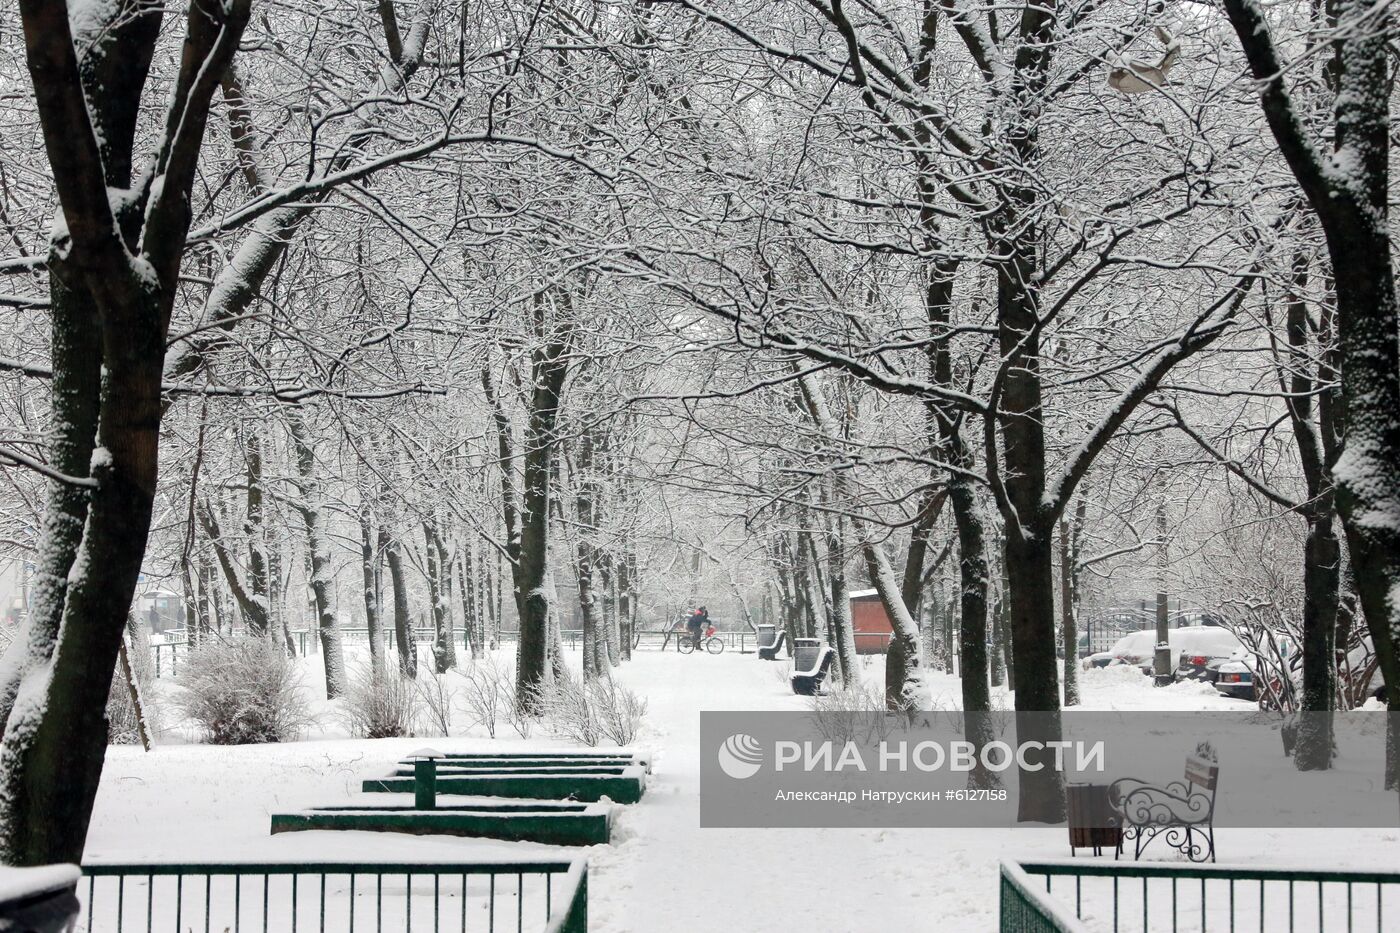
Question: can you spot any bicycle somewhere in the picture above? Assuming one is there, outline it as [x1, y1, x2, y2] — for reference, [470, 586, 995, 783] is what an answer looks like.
[677, 625, 725, 654]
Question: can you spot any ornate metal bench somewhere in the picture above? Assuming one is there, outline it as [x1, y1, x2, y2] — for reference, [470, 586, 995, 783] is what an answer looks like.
[1109, 749, 1219, 862]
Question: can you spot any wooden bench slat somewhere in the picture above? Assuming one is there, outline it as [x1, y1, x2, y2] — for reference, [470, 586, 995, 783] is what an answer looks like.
[1184, 755, 1219, 790]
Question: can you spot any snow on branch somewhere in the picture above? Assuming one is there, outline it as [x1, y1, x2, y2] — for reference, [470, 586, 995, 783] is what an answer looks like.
[0, 358, 444, 400]
[1043, 272, 1259, 522]
[0, 446, 97, 488]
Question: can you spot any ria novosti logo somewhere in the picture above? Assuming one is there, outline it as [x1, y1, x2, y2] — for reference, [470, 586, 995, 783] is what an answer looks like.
[716, 734, 1107, 777]
[717, 733, 764, 779]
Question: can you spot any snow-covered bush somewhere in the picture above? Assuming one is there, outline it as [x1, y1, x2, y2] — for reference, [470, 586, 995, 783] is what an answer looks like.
[539, 675, 646, 747]
[460, 656, 511, 738]
[508, 679, 539, 739]
[770, 658, 794, 689]
[416, 667, 455, 737]
[342, 664, 419, 739]
[543, 676, 600, 746]
[178, 637, 311, 744]
[588, 676, 648, 746]
[808, 681, 898, 746]
[508, 706, 536, 738]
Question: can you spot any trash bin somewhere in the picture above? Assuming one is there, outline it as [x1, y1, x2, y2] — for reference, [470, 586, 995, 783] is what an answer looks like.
[1067, 782, 1121, 856]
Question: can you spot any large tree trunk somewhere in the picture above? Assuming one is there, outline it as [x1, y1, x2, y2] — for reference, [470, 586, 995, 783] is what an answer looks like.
[948, 474, 998, 788]
[617, 549, 636, 660]
[599, 552, 621, 667]
[459, 543, 482, 659]
[424, 522, 456, 673]
[1283, 254, 1339, 771]
[0, 272, 103, 729]
[360, 508, 384, 676]
[916, 242, 998, 782]
[289, 412, 344, 699]
[383, 528, 416, 679]
[510, 299, 574, 711]
[0, 0, 249, 862]
[827, 515, 860, 687]
[992, 259, 1066, 819]
[515, 413, 555, 706]
[1003, 528, 1066, 821]
[569, 430, 606, 680]
[861, 542, 921, 712]
[793, 534, 821, 641]
[243, 430, 271, 634]
[1296, 515, 1340, 769]
[1, 345, 163, 863]
[1224, 0, 1400, 789]
[1059, 509, 1082, 708]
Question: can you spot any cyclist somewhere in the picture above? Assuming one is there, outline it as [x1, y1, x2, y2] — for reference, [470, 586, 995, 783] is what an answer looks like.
[686, 606, 709, 652]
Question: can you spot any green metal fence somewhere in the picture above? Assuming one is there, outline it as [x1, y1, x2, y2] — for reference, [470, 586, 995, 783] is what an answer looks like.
[78, 859, 587, 933]
[1002, 859, 1400, 932]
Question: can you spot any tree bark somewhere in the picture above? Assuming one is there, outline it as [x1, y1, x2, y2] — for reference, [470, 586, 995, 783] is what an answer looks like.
[1059, 511, 1081, 707]
[424, 522, 456, 673]
[510, 296, 575, 710]
[289, 412, 344, 699]
[243, 430, 271, 635]
[827, 515, 860, 687]
[360, 507, 384, 676]
[383, 528, 416, 679]
[617, 548, 636, 660]
[570, 430, 606, 680]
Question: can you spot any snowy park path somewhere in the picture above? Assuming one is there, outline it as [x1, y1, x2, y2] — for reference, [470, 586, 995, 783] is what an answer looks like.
[587, 651, 1060, 932]
[84, 650, 1400, 932]
[588, 652, 1400, 932]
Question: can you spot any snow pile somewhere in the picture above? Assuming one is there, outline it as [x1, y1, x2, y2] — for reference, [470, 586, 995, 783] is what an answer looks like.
[0, 864, 80, 903]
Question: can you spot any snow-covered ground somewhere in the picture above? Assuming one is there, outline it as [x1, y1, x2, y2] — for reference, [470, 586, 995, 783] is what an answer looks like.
[86, 647, 1400, 931]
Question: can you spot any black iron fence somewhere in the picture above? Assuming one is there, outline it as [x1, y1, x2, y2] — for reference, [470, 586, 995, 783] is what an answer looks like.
[631, 629, 757, 653]
[78, 859, 587, 933]
[151, 632, 312, 677]
[1002, 859, 1400, 932]
[151, 623, 654, 679]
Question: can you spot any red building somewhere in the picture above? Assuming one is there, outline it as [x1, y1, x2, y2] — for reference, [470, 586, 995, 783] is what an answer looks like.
[849, 589, 893, 654]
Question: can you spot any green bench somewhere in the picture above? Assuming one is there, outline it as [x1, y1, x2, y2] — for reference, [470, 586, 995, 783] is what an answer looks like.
[271, 799, 612, 846]
[361, 767, 646, 805]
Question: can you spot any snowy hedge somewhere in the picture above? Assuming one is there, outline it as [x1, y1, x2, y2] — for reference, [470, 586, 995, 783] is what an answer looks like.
[177, 637, 312, 744]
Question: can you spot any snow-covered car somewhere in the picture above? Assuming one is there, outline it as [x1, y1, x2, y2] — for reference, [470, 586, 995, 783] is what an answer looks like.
[1213, 655, 1255, 700]
[1106, 626, 1243, 677]
[1081, 651, 1115, 670]
[1171, 626, 1245, 682]
[1107, 631, 1157, 671]
[1211, 635, 1304, 704]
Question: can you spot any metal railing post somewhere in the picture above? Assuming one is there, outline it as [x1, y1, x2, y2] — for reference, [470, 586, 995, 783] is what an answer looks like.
[415, 758, 438, 810]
